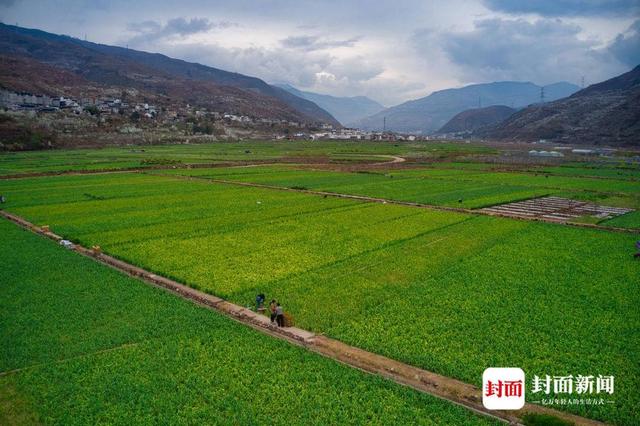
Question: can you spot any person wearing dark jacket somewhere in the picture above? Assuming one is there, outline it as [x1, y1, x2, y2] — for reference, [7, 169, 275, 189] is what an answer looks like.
[255, 293, 265, 311]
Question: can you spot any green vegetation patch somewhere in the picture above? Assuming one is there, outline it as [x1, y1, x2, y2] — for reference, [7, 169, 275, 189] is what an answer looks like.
[2, 173, 638, 424]
[0, 218, 497, 425]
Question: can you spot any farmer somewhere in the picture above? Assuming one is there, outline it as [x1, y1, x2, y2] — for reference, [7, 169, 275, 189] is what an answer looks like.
[635, 241, 640, 259]
[269, 299, 278, 323]
[0, 195, 5, 204]
[275, 303, 285, 327]
[255, 293, 266, 312]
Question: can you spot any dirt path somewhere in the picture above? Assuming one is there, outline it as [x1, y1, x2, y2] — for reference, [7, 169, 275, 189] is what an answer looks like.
[383, 154, 406, 164]
[156, 172, 639, 234]
[0, 210, 606, 426]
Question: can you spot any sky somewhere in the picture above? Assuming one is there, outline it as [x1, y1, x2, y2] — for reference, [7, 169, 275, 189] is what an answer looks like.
[1, 0, 638, 106]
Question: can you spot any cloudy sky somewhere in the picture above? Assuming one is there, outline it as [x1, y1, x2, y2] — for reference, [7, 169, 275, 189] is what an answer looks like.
[1, 0, 638, 105]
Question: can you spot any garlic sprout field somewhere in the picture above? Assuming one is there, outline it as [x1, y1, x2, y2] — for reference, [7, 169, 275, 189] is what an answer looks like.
[160, 164, 640, 227]
[0, 140, 495, 176]
[2, 171, 638, 424]
[0, 219, 498, 425]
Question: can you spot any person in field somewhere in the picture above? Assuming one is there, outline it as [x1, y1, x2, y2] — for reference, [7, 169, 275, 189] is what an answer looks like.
[635, 241, 640, 259]
[269, 299, 278, 323]
[275, 303, 285, 327]
[255, 293, 265, 312]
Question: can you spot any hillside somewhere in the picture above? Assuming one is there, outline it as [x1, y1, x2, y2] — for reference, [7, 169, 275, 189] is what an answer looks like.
[275, 84, 385, 126]
[353, 81, 579, 134]
[0, 24, 339, 126]
[436, 105, 516, 134]
[481, 66, 640, 146]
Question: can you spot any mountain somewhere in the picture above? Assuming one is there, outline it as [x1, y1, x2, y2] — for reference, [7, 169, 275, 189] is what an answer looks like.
[275, 84, 384, 126]
[353, 81, 580, 134]
[437, 105, 516, 134]
[0, 24, 339, 126]
[480, 66, 640, 146]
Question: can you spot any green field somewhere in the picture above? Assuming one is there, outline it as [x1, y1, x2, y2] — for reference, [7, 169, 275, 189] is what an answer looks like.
[2, 172, 638, 424]
[0, 140, 495, 176]
[0, 218, 501, 425]
[157, 164, 640, 227]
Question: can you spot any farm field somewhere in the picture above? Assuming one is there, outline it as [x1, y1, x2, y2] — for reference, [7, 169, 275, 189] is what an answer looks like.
[1, 172, 638, 424]
[0, 140, 495, 176]
[430, 161, 640, 181]
[159, 164, 640, 227]
[0, 219, 499, 425]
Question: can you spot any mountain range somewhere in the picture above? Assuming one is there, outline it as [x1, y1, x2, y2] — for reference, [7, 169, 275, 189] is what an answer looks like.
[480, 65, 640, 146]
[353, 81, 580, 134]
[0, 24, 339, 126]
[1, 23, 637, 146]
[437, 105, 517, 134]
[274, 84, 385, 126]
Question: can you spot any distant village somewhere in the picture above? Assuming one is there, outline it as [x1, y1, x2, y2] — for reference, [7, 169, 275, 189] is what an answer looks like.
[0, 89, 426, 142]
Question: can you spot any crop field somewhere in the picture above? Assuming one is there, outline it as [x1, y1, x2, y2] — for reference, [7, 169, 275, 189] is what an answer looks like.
[435, 161, 640, 181]
[2, 171, 638, 424]
[158, 164, 640, 227]
[0, 140, 495, 176]
[0, 219, 500, 425]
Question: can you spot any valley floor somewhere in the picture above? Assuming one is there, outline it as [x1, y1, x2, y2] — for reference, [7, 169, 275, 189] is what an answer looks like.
[1, 141, 639, 425]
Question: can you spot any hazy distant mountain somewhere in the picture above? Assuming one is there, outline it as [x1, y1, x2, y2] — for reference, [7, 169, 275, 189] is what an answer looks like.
[481, 66, 640, 146]
[353, 81, 580, 134]
[437, 105, 517, 134]
[0, 24, 339, 126]
[275, 84, 384, 126]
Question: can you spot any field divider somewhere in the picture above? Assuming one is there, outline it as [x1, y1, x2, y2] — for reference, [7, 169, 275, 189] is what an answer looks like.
[0, 209, 607, 426]
[154, 172, 639, 234]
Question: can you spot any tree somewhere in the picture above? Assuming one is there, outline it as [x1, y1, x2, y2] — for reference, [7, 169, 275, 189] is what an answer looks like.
[84, 105, 99, 116]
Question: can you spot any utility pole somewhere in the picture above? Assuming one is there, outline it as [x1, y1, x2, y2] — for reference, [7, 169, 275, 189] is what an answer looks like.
[540, 87, 545, 104]
[383, 116, 386, 132]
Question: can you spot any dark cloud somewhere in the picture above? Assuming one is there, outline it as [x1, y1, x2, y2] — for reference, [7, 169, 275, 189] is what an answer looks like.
[483, 0, 640, 16]
[609, 20, 640, 67]
[413, 18, 628, 85]
[280, 35, 360, 51]
[126, 17, 236, 45]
